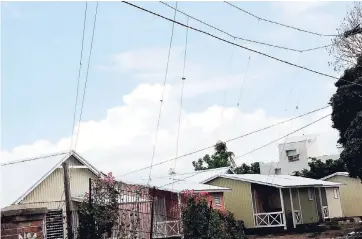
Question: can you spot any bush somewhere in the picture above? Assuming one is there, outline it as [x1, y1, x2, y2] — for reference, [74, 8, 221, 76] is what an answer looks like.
[181, 190, 245, 239]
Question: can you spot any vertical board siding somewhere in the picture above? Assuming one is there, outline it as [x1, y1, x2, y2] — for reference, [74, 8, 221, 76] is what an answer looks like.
[326, 176, 362, 217]
[20, 158, 97, 210]
[292, 188, 299, 210]
[298, 188, 319, 223]
[325, 187, 343, 218]
[206, 178, 254, 228]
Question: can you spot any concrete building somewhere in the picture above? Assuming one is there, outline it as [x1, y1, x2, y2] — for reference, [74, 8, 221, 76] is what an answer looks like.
[260, 135, 341, 176]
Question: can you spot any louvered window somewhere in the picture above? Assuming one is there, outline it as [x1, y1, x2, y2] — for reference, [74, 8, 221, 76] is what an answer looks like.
[46, 210, 64, 239]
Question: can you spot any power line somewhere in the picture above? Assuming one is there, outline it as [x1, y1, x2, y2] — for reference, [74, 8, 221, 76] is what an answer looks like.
[160, 1, 330, 53]
[234, 114, 331, 160]
[236, 56, 251, 108]
[70, 2, 88, 150]
[173, 16, 189, 172]
[74, 2, 99, 150]
[148, 1, 178, 183]
[224, 1, 338, 37]
[122, 2, 362, 87]
[118, 105, 330, 177]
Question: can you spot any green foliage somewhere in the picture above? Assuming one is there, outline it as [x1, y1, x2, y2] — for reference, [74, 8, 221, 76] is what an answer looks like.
[292, 158, 347, 179]
[77, 173, 119, 239]
[181, 191, 245, 239]
[192, 141, 234, 170]
[234, 162, 260, 174]
[192, 141, 259, 174]
[330, 55, 362, 180]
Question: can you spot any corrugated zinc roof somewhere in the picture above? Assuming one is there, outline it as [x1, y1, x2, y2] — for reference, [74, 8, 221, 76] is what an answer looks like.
[320, 172, 349, 180]
[1, 152, 70, 208]
[0, 151, 101, 209]
[204, 174, 341, 188]
[156, 167, 233, 183]
[117, 176, 231, 193]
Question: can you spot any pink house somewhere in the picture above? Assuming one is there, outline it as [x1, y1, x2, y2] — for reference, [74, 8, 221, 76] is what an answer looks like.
[116, 167, 232, 238]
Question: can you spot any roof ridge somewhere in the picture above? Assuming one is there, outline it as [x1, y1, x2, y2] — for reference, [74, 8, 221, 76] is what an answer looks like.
[1, 151, 70, 166]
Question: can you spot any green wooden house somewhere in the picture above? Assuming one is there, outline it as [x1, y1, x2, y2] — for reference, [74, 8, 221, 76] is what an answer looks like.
[202, 174, 343, 230]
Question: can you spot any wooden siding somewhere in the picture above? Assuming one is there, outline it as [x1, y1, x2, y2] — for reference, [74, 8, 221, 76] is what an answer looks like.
[20, 157, 97, 209]
[298, 188, 319, 224]
[325, 175, 362, 217]
[206, 178, 254, 228]
[325, 187, 343, 218]
[291, 188, 300, 210]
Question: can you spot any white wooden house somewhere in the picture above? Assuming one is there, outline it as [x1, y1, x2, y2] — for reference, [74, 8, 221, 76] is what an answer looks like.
[1, 151, 101, 238]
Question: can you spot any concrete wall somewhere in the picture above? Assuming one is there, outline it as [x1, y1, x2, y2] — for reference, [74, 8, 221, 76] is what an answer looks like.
[325, 176, 362, 217]
[325, 187, 343, 218]
[206, 178, 254, 228]
[1, 208, 47, 239]
[277, 140, 310, 175]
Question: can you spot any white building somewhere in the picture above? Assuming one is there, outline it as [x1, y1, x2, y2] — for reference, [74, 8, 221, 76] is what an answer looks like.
[260, 135, 341, 176]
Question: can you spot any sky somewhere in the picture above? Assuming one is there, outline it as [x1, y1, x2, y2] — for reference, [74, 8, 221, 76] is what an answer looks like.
[1, 1, 353, 179]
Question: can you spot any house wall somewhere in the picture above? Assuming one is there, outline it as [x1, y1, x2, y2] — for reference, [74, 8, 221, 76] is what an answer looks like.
[325, 175, 362, 217]
[206, 178, 254, 228]
[20, 156, 98, 209]
[298, 188, 319, 224]
[325, 187, 343, 218]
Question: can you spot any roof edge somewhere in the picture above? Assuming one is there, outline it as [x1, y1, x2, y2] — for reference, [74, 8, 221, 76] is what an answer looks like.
[320, 172, 349, 181]
[12, 151, 102, 205]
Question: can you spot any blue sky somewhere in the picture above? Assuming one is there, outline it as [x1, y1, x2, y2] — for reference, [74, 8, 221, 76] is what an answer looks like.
[1, 1, 351, 175]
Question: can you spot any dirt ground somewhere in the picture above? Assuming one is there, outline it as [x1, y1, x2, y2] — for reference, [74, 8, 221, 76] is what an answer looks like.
[248, 224, 362, 239]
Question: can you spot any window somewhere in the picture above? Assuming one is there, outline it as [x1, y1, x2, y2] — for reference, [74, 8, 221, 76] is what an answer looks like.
[308, 189, 314, 201]
[46, 210, 64, 239]
[286, 149, 299, 162]
[275, 168, 281, 175]
[334, 188, 339, 199]
[214, 195, 221, 206]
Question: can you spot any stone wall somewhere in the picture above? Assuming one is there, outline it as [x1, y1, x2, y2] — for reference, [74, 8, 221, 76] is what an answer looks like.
[1, 208, 47, 239]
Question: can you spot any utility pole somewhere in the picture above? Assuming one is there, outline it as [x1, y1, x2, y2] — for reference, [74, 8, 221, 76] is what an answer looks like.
[63, 161, 74, 239]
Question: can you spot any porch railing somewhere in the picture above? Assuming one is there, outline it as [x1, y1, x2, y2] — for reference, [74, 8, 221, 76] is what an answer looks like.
[293, 210, 302, 225]
[254, 211, 285, 227]
[153, 220, 181, 238]
[322, 206, 329, 219]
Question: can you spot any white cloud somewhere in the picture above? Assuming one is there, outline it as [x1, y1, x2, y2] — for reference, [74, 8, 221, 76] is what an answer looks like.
[1, 81, 339, 181]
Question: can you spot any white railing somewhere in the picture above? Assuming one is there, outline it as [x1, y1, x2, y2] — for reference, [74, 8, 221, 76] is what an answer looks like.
[293, 210, 302, 224]
[322, 206, 329, 219]
[153, 220, 181, 238]
[254, 211, 285, 227]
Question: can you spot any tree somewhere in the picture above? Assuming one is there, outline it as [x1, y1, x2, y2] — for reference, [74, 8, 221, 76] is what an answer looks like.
[293, 158, 347, 179]
[192, 141, 235, 171]
[329, 2, 362, 71]
[330, 53, 362, 181]
[234, 162, 260, 174]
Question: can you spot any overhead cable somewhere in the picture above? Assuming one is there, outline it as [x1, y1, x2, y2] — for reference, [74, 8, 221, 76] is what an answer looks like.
[69, 2, 88, 150]
[160, 1, 330, 53]
[148, 1, 178, 184]
[234, 114, 331, 160]
[224, 1, 338, 37]
[122, 2, 362, 87]
[118, 105, 330, 177]
[74, 1, 99, 150]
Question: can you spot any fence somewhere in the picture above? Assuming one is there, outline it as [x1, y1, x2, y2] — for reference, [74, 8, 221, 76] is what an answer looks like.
[76, 178, 181, 239]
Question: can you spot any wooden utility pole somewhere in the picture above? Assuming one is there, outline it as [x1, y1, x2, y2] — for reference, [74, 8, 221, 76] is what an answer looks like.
[63, 161, 74, 239]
